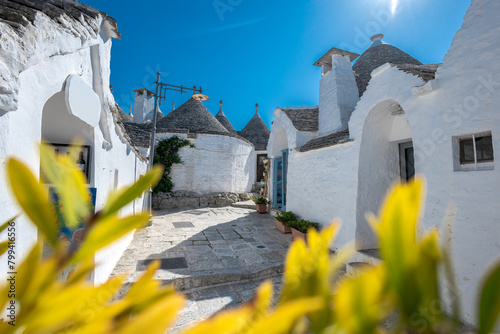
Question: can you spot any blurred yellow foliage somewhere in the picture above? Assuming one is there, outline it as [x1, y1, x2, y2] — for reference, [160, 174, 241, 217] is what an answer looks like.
[1, 143, 499, 333]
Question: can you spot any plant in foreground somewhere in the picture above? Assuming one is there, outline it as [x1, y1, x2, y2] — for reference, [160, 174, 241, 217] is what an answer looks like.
[274, 211, 299, 225]
[287, 219, 320, 233]
[252, 196, 269, 205]
[1, 142, 499, 333]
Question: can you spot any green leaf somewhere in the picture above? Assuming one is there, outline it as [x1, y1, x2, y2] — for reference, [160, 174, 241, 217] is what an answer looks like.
[102, 166, 163, 218]
[478, 261, 500, 334]
[71, 213, 150, 263]
[7, 158, 58, 245]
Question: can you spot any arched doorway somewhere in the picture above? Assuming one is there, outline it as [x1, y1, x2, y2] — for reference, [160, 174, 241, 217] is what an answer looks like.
[355, 100, 413, 250]
[271, 127, 289, 210]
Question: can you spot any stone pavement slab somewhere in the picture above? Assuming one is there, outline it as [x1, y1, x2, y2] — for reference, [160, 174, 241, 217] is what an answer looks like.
[112, 205, 292, 289]
[111, 206, 293, 332]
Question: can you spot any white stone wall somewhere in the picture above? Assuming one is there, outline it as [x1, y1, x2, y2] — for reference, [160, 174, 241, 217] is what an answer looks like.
[407, 0, 500, 324]
[156, 133, 256, 194]
[266, 108, 317, 206]
[0, 15, 148, 286]
[271, 0, 500, 325]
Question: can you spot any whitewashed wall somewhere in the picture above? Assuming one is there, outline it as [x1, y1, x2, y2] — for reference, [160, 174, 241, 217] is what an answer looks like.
[406, 0, 500, 324]
[270, 0, 500, 325]
[267, 108, 317, 208]
[156, 132, 256, 194]
[0, 15, 148, 286]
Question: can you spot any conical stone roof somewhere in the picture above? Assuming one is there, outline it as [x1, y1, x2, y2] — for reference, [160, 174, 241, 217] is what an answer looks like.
[239, 105, 270, 151]
[353, 39, 422, 97]
[157, 97, 229, 133]
[215, 101, 236, 133]
[116, 104, 133, 123]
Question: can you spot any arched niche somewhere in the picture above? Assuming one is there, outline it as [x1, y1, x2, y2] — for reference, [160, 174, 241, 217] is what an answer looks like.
[41, 91, 95, 184]
[271, 127, 289, 157]
[355, 99, 413, 250]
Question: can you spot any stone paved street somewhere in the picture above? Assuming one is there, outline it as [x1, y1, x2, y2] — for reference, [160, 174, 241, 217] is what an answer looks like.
[111, 205, 293, 332]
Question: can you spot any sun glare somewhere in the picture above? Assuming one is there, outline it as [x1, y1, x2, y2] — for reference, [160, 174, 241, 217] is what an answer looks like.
[391, 0, 398, 15]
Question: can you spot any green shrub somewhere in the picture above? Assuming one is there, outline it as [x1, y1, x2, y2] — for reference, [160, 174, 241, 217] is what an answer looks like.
[153, 136, 194, 193]
[288, 219, 319, 233]
[252, 196, 269, 204]
[275, 211, 299, 225]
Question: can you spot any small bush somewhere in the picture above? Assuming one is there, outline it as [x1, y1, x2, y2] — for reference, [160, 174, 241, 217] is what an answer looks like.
[252, 196, 269, 204]
[275, 211, 299, 225]
[288, 219, 320, 233]
[153, 136, 194, 193]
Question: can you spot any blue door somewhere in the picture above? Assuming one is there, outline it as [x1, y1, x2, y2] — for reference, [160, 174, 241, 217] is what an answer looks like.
[273, 149, 288, 211]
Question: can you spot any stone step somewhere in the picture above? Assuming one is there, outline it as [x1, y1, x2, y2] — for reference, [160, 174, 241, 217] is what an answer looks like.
[118, 262, 284, 298]
[346, 261, 376, 276]
[351, 249, 382, 266]
[231, 200, 256, 209]
[345, 249, 381, 277]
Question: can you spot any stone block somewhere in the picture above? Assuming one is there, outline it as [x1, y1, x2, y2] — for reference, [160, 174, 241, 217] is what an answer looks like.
[238, 193, 253, 201]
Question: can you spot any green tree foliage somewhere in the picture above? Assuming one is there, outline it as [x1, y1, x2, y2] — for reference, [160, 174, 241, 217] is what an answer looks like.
[153, 136, 194, 193]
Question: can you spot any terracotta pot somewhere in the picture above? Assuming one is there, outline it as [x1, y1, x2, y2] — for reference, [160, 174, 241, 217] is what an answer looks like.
[255, 203, 268, 214]
[275, 218, 292, 234]
[291, 228, 307, 242]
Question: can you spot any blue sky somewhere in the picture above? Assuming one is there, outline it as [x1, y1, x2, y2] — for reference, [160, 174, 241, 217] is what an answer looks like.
[82, 0, 471, 130]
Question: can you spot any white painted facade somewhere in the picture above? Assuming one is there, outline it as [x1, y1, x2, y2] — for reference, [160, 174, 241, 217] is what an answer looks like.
[268, 0, 500, 326]
[0, 6, 148, 285]
[133, 88, 156, 124]
[318, 54, 359, 136]
[156, 132, 256, 194]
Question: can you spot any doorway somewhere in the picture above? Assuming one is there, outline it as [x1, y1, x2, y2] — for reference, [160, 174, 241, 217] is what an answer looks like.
[399, 141, 415, 182]
[273, 149, 288, 211]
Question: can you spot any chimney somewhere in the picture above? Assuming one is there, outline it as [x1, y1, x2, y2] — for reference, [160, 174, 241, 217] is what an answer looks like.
[133, 88, 155, 124]
[313, 47, 360, 136]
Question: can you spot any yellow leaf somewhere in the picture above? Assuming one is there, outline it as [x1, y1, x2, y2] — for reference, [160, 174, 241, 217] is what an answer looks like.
[102, 166, 163, 218]
[24, 276, 125, 332]
[247, 297, 324, 334]
[0, 216, 17, 234]
[7, 158, 58, 245]
[253, 281, 273, 314]
[117, 294, 185, 334]
[281, 224, 340, 303]
[334, 267, 387, 334]
[179, 304, 255, 334]
[72, 213, 150, 263]
[123, 260, 178, 315]
[40, 142, 90, 228]
[367, 177, 425, 316]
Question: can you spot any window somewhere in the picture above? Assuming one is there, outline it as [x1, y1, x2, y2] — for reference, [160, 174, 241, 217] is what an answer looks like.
[453, 132, 494, 171]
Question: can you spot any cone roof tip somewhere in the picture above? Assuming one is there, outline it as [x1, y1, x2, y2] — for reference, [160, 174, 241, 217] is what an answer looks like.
[371, 33, 384, 42]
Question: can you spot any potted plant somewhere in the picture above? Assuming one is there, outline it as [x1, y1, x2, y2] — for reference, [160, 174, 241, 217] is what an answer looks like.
[274, 211, 299, 234]
[252, 197, 269, 214]
[288, 219, 320, 242]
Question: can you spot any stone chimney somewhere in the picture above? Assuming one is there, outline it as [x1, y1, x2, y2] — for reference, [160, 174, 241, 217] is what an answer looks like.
[314, 47, 360, 136]
[133, 88, 155, 124]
